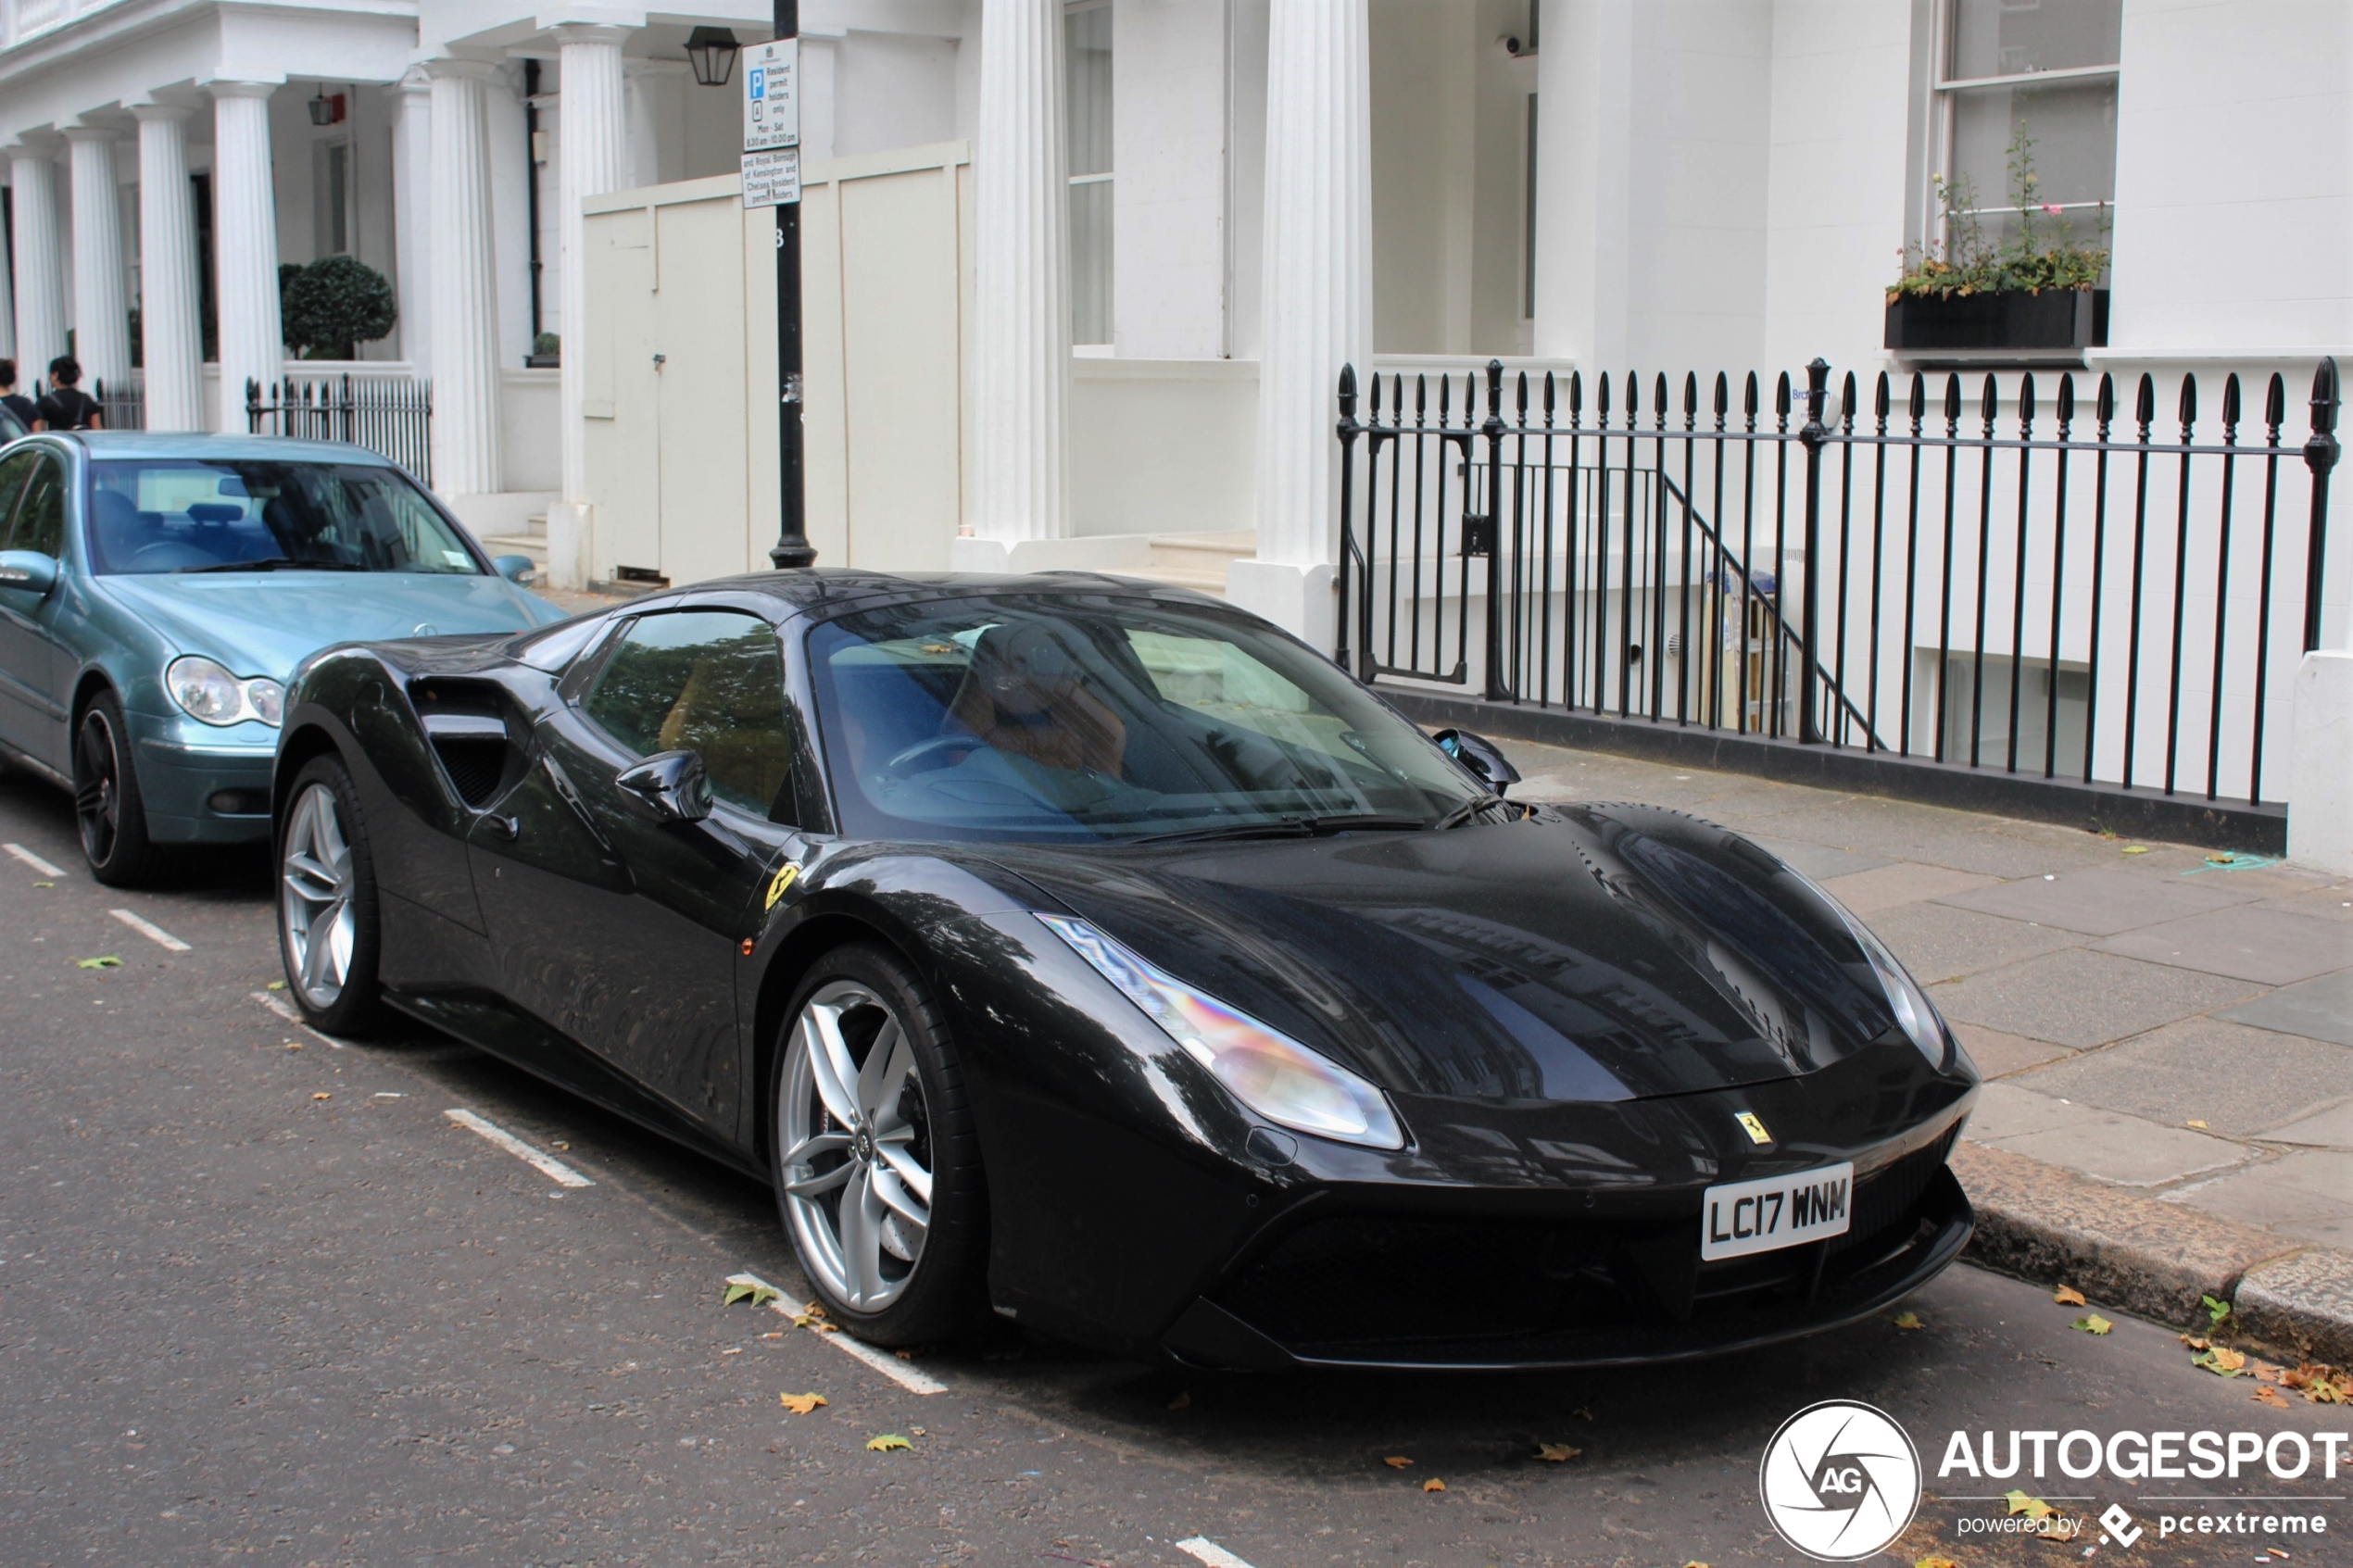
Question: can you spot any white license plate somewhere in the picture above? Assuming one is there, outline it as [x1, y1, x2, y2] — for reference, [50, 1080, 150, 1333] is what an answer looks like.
[1700, 1162, 1854, 1261]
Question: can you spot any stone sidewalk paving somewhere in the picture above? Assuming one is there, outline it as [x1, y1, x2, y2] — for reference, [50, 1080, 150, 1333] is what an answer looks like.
[1495, 735, 2353, 1351]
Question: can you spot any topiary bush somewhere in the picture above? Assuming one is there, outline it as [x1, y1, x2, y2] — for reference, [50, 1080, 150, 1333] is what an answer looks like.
[282, 256, 398, 360]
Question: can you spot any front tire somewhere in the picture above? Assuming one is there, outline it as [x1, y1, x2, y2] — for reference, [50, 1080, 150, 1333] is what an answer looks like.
[276, 756, 384, 1036]
[774, 945, 986, 1346]
[73, 691, 157, 886]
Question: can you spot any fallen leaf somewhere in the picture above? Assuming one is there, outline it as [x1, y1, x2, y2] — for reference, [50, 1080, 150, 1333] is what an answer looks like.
[1535, 1443, 1581, 1462]
[2252, 1386, 2292, 1409]
[1383, 1456, 1413, 1469]
[864, 1434, 912, 1452]
[2073, 1314, 2113, 1336]
[2054, 1286, 2087, 1307]
[1421, 1477, 1445, 1493]
[2206, 852, 2234, 864]
[311, 1092, 332, 1100]
[1892, 1311, 1925, 1331]
[2181, 1333, 2210, 1350]
[894, 1348, 919, 1361]
[267, 980, 287, 990]
[2120, 845, 2150, 855]
[2195, 1345, 2249, 1377]
[283, 1040, 304, 1050]
[722, 1282, 781, 1308]
[909, 1426, 926, 1437]
[74, 955, 121, 969]
[2186, 1119, 2209, 1130]
[1683, 1562, 1711, 1568]
[32, 879, 53, 888]
[2006, 1489, 2056, 1520]
[1917, 1558, 1961, 1568]
[1166, 1392, 1190, 1411]
[779, 1392, 826, 1414]
[553, 1141, 570, 1150]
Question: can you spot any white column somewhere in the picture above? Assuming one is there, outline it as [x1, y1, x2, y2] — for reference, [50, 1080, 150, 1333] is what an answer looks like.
[1228, 0, 1371, 644]
[428, 59, 505, 497]
[549, 23, 630, 589]
[962, 0, 1071, 553]
[64, 128, 131, 391]
[209, 82, 283, 431]
[133, 107, 204, 431]
[8, 145, 66, 392]
[388, 69, 433, 375]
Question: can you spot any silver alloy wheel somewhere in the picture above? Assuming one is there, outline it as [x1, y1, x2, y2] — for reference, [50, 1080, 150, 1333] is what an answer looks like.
[779, 980, 934, 1312]
[280, 781, 357, 1009]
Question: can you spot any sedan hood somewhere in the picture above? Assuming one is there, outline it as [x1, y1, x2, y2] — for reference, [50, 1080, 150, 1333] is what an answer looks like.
[97, 571, 558, 681]
[989, 804, 1906, 1105]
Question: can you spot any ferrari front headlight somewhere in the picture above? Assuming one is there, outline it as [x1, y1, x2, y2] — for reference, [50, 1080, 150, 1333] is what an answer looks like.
[1842, 910, 1950, 1070]
[1037, 913, 1406, 1150]
[164, 656, 283, 728]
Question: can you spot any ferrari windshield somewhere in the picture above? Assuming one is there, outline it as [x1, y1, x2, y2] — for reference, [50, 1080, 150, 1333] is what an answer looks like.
[85, 458, 484, 576]
[807, 595, 1486, 844]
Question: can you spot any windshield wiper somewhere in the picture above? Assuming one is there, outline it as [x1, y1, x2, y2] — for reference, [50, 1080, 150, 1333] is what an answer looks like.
[1127, 811, 1426, 846]
[176, 557, 365, 573]
[1431, 794, 1506, 831]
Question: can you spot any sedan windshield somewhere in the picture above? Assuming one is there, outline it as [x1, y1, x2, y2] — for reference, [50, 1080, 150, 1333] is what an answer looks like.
[85, 458, 484, 576]
[807, 595, 1485, 844]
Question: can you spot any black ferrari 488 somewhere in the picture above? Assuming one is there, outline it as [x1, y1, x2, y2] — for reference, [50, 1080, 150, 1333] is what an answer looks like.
[271, 571, 1977, 1370]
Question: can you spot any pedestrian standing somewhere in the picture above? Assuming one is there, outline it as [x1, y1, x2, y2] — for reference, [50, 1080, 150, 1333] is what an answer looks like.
[0, 359, 36, 430]
[32, 356, 103, 432]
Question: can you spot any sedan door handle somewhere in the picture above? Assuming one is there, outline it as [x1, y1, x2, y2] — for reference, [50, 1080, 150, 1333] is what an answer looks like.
[484, 813, 519, 840]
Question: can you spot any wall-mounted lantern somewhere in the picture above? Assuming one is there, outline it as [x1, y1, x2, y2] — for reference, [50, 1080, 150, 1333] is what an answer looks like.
[685, 27, 741, 88]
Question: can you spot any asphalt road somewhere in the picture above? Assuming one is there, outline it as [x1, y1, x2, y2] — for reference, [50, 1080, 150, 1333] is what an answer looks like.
[3, 767, 2346, 1568]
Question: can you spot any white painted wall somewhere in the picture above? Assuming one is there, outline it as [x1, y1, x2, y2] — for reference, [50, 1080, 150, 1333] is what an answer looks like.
[2106, 0, 2353, 355]
[1071, 357, 1256, 533]
[1111, 0, 1227, 360]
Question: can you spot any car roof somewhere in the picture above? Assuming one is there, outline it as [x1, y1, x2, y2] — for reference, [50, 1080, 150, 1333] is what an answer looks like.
[56, 431, 406, 466]
[667, 569, 1234, 621]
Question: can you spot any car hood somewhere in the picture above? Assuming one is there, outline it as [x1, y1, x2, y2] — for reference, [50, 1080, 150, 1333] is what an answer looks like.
[987, 803, 1907, 1105]
[96, 571, 559, 681]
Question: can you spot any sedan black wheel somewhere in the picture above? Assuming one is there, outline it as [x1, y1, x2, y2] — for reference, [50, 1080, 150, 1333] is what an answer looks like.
[74, 691, 156, 886]
[774, 946, 984, 1345]
[275, 756, 384, 1035]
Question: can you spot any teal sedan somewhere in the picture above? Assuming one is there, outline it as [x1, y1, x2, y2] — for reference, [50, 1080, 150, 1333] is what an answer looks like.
[0, 432, 569, 884]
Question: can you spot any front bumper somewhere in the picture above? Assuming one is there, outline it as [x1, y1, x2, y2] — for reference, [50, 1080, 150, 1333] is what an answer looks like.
[1159, 1119, 1971, 1372]
[132, 719, 277, 845]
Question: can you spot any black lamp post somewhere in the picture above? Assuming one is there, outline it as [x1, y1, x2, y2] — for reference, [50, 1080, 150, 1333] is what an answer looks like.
[767, 0, 813, 569]
[685, 27, 740, 88]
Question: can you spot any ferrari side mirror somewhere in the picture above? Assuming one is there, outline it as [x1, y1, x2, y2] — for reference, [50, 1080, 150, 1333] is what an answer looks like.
[0, 548, 59, 596]
[616, 749, 712, 823]
[1434, 728, 1522, 797]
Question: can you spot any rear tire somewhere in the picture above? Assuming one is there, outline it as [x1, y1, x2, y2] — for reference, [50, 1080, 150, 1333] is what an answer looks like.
[773, 944, 987, 1347]
[74, 690, 157, 886]
[275, 755, 384, 1036]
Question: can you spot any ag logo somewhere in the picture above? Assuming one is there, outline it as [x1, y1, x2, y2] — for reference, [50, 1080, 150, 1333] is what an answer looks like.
[1757, 1399, 1922, 1561]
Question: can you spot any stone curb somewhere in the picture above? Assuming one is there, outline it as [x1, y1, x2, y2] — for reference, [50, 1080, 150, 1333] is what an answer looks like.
[1950, 1143, 2353, 1363]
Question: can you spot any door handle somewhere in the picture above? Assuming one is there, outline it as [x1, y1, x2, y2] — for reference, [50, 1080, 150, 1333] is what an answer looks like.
[484, 813, 519, 840]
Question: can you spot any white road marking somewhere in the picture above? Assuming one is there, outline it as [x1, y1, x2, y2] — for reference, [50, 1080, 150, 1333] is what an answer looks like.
[446, 1109, 595, 1187]
[1176, 1539, 1261, 1568]
[5, 842, 66, 878]
[108, 908, 192, 952]
[725, 1270, 948, 1396]
[248, 990, 345, 1049]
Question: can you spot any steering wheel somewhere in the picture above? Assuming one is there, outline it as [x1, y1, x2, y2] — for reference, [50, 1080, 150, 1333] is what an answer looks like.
[883, 734, 979, 776]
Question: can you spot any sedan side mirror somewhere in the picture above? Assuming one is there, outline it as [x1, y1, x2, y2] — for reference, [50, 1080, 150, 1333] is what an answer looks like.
[0, 548, 58, 596]
[616, 749, 712, 823]
[1434, 728, 1522, 797]
[492, 554, 538, 585]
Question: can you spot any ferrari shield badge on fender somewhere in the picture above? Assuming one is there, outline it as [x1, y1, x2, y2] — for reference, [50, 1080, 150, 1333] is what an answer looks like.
[1736, 1111, 1772, 1146]
[764, 862, 801, 910]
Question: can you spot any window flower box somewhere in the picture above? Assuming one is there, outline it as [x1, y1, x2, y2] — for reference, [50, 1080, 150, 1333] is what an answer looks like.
[1883, 287, 2108, 356]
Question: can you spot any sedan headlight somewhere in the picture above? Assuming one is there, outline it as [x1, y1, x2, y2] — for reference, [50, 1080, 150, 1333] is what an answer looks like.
[1841, 910, 1951, 1071]
[1037, 913, 1406, 1149]
[165, 656, 284, 728]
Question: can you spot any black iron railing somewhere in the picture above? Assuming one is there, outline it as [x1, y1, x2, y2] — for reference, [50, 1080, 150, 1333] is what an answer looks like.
[92, 376, 144, 430]
[1337, 358, 2341, 809]
[246, 374, 433, 483]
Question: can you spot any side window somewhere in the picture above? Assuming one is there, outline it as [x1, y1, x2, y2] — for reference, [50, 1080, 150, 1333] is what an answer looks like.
[9, 456, 66, 558]
[580, 609, 793, 816]
[0, 449, 41, 549]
